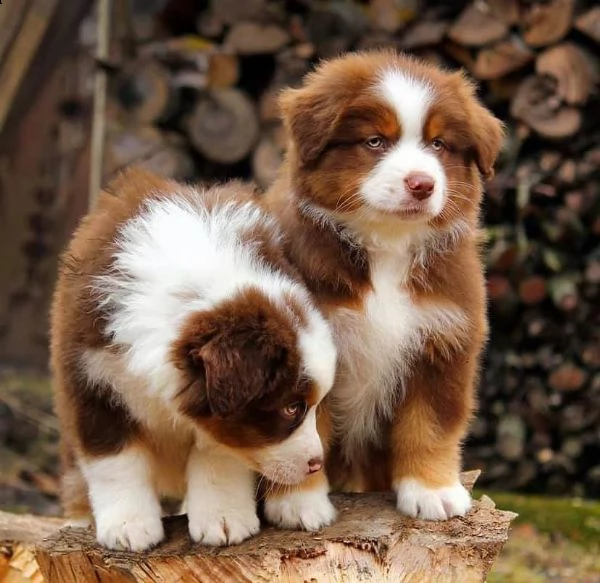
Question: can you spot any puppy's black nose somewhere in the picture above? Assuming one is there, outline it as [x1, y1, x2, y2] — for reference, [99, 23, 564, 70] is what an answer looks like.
[307, 457, 323, 474]
[405, 172, 435, 200]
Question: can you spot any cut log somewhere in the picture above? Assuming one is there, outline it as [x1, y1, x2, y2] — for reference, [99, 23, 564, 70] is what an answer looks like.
[252, 127, 285, 189]
[535, 43, 599, 106]
[510, 75, 582, 139]
[399, 20, 449, 50]
[575, 6, 600, 44]
[306, 1, 368, 58]
[209, 0, 266, 26]
[224, 22, 291, 55]
[0, 471, 516, 583]
[104, 125, 194, 181]
[113, 59, 177, 125]
[485, 0, 521, 26]
[472, 37, 535, 80]
[521, 0, 575, 48]
[447, 2, 509, 47]
[368, 0, 418, 34]
[186, 89, 259, 164]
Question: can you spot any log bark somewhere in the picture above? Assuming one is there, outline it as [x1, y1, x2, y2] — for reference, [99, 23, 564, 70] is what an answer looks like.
[0, 471, 516, 583]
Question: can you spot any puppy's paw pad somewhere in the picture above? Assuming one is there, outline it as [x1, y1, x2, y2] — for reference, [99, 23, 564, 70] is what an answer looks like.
[189, 510, 260, 546]
[395, 478, 471, 521]
[96, 513, 164, 551]
[265, 489, 336, 531]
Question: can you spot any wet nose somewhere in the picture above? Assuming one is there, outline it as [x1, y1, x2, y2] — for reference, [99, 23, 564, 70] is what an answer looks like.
[307, 457, 323, 474]
[404, 172, 435, 200]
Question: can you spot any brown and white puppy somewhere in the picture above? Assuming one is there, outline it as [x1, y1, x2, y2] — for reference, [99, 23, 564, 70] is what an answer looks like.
[51, 168, 337, 551]
[264, 50, 504, 520]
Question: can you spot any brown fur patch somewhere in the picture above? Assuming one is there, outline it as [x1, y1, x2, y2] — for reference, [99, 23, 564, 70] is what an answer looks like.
[171, 286, 319, 449]
[51, 167, 321, 514]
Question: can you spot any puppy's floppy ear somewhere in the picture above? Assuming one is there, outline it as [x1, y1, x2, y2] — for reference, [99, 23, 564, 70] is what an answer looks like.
[451, 71, 505, 180]
[470, 104, 505, 180]
[189, 332, 294, 418]
[279, 86, 341, 166]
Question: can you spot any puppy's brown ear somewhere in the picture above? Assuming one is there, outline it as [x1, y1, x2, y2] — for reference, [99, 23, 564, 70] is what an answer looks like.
[190, 332, 294, 418]
[470, 105, 505, 180]
[451, 71, 505, 180]
[279, 86, 341, 166]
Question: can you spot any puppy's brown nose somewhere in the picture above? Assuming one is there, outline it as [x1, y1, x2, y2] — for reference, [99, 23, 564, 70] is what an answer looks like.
[307, 457, 323, 474]
[405, 172, 435, 200]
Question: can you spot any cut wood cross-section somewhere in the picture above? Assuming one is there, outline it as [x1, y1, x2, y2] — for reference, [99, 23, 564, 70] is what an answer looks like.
[0, 471, 516, 583]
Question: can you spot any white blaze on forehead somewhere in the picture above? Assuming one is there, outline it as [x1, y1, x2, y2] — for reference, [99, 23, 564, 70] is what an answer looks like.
[356, 68, 446, 224]
[377, 69, 435, 142]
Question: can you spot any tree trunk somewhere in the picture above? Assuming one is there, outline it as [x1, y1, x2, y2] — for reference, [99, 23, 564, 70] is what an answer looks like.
[0, 471, 517, 583]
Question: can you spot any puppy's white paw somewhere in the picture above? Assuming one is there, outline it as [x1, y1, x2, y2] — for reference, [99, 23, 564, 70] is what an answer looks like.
[188, 506, 260, 546]
[96, 511, 164, 551]
[395, 478, 471, 521]
[264, 488, 336, 531]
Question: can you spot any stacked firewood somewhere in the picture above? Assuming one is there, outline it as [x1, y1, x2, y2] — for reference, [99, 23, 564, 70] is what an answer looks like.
[83, 0, 599, 496]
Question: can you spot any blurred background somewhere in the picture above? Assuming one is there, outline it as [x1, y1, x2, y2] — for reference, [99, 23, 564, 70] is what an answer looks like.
[0, 0, 598, 580]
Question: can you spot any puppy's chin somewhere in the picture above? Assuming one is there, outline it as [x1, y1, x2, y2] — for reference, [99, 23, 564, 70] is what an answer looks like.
[256, 463, 311, 486]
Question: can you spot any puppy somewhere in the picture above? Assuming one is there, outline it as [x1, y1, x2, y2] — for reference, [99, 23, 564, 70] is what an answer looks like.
[50, 168, 337, 551]
[264, 50, 504, 520]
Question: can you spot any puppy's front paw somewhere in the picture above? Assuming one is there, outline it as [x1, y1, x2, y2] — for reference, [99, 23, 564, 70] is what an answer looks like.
[188, 505, 260, 546]
[264, 488, 336, 531]
[395, 478, 471, 521]
[96, 511, 164, 551]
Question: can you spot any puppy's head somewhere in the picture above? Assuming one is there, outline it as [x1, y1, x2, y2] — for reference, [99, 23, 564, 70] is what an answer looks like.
[280, 50, 504, 234]
[171, 287, 335, 485]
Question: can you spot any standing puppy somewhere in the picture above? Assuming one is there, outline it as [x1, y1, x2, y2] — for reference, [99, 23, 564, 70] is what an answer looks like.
[51, 169, 337, 551]
[264, 50, 504, 520]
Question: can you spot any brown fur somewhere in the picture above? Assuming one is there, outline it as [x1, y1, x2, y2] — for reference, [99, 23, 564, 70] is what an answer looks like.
[51, 168, 323, 517]
[263, 50, 504, 495]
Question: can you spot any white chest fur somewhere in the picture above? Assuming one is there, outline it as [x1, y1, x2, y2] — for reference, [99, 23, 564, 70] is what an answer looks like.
[329, 249, 466, 459]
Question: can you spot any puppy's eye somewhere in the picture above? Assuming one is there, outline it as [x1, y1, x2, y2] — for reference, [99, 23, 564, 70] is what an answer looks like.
[365, 136, 386, 150]
[431, 138, 446, 152]
[280, 401, 306, 421]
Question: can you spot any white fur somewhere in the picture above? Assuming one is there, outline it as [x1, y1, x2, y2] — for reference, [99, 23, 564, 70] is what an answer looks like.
[331, 245, 468, 460]
[79, 190, 337, 547]
[92, 194, 336, 405]
[186, 447, 259, 545]
[360, 70, 446, 219]
[264, 483, 336, 531]
[395, 478, 471, 520]
[80, 448, 164, 551]
[253, 407, 324, 485]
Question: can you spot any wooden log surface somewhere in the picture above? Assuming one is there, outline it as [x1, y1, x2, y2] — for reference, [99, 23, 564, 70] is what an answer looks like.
[0, 471, 517, 583]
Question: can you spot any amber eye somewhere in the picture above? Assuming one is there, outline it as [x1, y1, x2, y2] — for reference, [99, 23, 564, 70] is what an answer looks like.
[365, 136, 386, 150]
[280, 401, 306, 421]
[431, 138, 446, 152]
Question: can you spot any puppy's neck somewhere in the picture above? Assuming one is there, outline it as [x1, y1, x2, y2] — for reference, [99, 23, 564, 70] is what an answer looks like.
[292, 192, 472, 266]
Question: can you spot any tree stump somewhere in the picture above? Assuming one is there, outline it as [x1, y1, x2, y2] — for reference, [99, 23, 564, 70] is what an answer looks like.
[0, 471, 517, 583]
